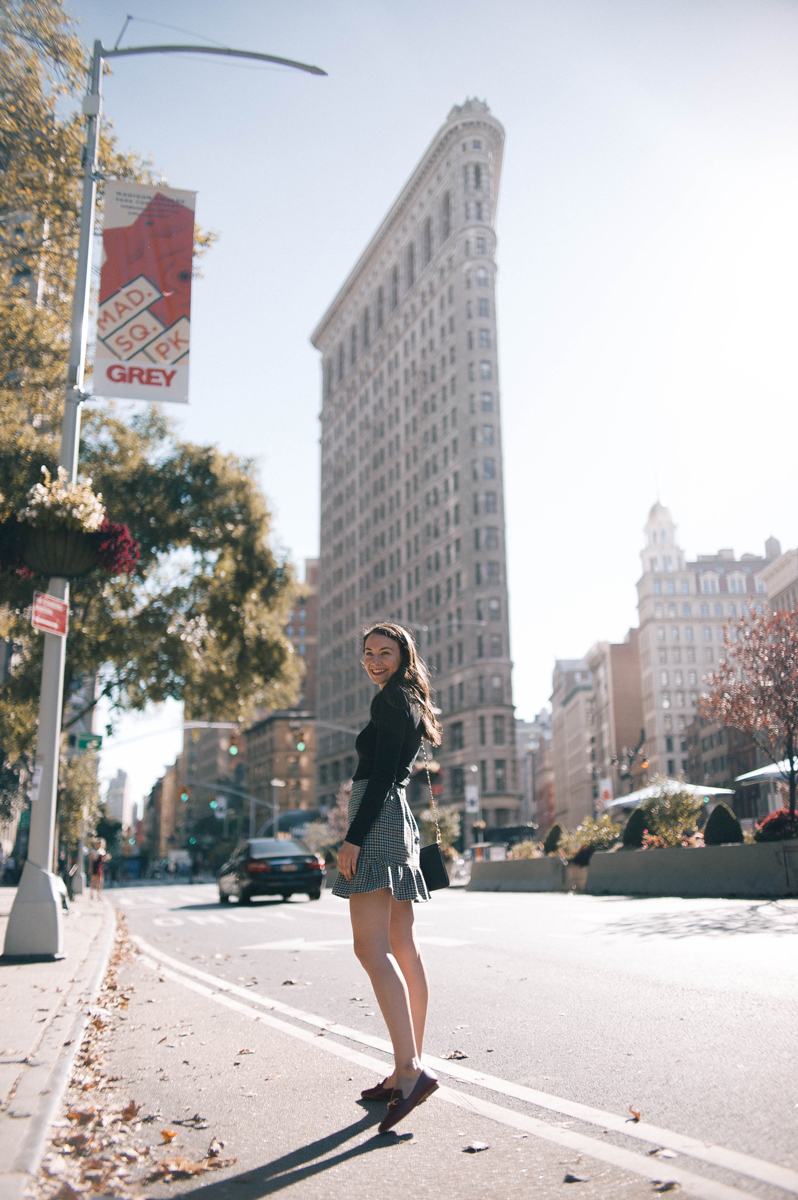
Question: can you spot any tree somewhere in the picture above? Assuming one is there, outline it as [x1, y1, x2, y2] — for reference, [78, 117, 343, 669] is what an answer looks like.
[701, 608, 798, 826]
[56, 747, 101, 850]
[0, 2, 301, 815]
[419, 804, 461, 855]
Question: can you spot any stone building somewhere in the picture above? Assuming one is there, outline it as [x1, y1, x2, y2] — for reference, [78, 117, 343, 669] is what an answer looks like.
[760, 546, 798, 613]
[105, 769, 132, 829]
[516, 709, 554, 832]
[310, 99, 517, 833]
[550, 660, 595, 828]
[585, 631, 644, 805]
[244, 711, 316, 828]
[636, 502, 780, 779]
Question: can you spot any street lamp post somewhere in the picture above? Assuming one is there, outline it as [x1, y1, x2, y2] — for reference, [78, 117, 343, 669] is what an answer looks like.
[3, 37, 325, 960]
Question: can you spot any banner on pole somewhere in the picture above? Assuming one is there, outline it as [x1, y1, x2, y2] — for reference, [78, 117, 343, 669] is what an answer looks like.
[95, 182, 195, 404]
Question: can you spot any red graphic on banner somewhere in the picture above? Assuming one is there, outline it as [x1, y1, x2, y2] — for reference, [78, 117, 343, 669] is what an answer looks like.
[99, 195, 194, 330]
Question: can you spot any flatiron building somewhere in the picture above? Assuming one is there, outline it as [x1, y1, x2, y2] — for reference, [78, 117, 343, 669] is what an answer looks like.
[311, 99, 518, 833]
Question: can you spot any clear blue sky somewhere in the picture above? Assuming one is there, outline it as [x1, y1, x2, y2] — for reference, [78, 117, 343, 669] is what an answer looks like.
[73, 0, 798, 810]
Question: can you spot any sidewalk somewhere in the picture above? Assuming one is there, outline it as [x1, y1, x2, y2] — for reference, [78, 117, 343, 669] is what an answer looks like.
[0, 889, 115, 1200]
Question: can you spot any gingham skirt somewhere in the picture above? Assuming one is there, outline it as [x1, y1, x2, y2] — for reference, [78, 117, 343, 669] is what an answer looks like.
[332, 778, 430, 902]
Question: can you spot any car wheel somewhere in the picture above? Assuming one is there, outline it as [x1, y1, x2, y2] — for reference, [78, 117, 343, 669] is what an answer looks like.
[308, 890, 322, 901]
[219, 890, 230, 904]
[238, 889, 252, 905]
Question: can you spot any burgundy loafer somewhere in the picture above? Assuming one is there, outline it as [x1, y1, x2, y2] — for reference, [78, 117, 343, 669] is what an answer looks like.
[378, 1069, 439, 1133]
[361, 1078, 393, 1102]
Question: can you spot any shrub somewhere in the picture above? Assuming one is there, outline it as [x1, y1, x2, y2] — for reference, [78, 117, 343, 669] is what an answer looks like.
[510, 840, 541, 859]
[559, 814, 622, 865]
[754, 807, 798, 842]
[542, 822, 564, 855]
[419, 804, 461, 852]
[622, 807, 647, 848]
[637, 777, 704, 847]
[703, 802, 744, 845]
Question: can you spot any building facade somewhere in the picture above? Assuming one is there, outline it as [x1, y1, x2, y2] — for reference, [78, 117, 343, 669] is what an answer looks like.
[760, 546, 798, 613]
[244, 710, 317, 828]
[310, 99, 517, 831]
[516, 709, 554, 832]
[550, 660, 595, 828]
[585, 630, 644, 805]
[637, 502, 781, 778]
[105, 769, 133, 829]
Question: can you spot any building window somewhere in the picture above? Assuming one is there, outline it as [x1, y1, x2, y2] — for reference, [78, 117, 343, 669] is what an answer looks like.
[479, 329, 490, 349]
[350, 325, 357, 365]
[653, 581, 662, 595]
[487, 562, 500, 583]
[478, 298, 489, 317]
[493, 714, 505, 744]
[476, 267, 488, 287]
[441, 191, 451, 241]
[406, 242, 415, 288]
[338, 343, 344, 382]
[390, 266, 399, 311]
[479, 714, 486, 745]
[482, 424, 494, 445]
[490, 633, 502, 656]
[494, 759, 506, 790]
[476, 236, 485, 253]
[450, 721, 464, 750]
[450, 766, 464, 797]
[657, 626, 665, 641]
[654, 603, 663, 617]
[480, 360, 492, 379]
[484, 457, 496, 478]
[685, 626, 693, 641]
[491, 675, 503, 702]
[481, 391, 492, 411]
[484, 491, 497, 512]
[363, 305, 370, 348]
[662, 692, 671, 708]
[489, 597, 500, 620]
[703, 626, 712, 642]
[660, 670, 668, 686]
[682, 603, 691, 616]
[423, 217, 432, 265]
[485, 527, 499, 548]
[376, 285, 384, 329]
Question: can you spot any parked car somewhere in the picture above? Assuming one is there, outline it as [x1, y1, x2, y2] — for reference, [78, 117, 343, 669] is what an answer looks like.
[217, 837, 326, 904]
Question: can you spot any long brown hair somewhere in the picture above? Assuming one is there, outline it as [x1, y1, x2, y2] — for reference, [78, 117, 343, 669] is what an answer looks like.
[362, 622, 442, 746]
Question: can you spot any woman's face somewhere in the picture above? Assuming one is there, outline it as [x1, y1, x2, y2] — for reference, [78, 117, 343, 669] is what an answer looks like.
[363, 633, 403, 688]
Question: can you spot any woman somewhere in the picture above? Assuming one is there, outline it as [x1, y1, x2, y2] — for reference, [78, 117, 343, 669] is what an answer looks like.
[89, 839, 107, 899]
[334, 622, 442, 1134]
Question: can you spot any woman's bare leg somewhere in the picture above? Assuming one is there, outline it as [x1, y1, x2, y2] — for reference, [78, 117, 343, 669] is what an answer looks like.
[389, 896, 429, 1060]
[350, 889, 422, 1098]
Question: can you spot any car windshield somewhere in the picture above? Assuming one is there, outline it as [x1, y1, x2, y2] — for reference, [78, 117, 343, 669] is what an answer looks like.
[248, 838, 310, 859]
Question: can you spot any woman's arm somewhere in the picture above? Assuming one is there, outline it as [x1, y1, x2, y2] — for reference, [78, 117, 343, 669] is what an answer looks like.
[344, 695, 407, 848]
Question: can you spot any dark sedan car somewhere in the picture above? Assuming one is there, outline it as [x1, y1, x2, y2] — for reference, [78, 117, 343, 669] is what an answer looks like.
[217, 837, 326, 904]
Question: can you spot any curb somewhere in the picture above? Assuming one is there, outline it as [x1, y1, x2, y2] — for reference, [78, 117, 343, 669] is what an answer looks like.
[0, 901, 117, 1200]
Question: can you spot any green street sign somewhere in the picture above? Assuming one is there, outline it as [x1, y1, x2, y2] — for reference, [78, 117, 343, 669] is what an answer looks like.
[77, 732, 103, 750]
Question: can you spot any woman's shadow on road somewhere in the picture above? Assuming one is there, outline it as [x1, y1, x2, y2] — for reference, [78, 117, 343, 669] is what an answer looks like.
[166, 1105, 410, 1198]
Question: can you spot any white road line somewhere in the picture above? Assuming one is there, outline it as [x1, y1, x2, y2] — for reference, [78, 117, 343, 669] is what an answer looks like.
[136, 952, 755, 1200]
[133, 934, 798, 1196]
[239, 936, 471, 951]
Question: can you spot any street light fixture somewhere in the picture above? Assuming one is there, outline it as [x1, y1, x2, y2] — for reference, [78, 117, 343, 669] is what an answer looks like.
[3, 37, 325, 961]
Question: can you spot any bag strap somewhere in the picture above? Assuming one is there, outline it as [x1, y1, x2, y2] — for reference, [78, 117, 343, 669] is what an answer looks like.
[421, 741, 441, 846]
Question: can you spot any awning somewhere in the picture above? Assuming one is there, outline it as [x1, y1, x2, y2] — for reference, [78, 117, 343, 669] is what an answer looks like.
[734, 758, 798, 786]
[605, 778, 734, 810]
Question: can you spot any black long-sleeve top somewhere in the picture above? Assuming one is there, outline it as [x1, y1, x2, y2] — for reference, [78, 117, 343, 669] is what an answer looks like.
[345, 680, 423, 847]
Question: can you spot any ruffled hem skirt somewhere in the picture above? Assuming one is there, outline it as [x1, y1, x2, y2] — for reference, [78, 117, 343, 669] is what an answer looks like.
[332, 778, 429, 903]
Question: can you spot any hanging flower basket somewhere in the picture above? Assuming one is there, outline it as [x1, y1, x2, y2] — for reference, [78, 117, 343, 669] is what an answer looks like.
[21, 527, 100, 579]
[0, 468, 140, 581]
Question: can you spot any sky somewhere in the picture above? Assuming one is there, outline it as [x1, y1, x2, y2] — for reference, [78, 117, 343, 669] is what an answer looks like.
[69, 0, 798, 815]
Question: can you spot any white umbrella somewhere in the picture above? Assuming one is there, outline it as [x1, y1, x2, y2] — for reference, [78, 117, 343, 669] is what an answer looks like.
[734, 758, 798, 786]
[605, 778, 734, 810]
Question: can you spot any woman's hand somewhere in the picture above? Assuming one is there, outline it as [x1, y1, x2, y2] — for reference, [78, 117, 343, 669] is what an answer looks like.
[337, 840, 360, 881]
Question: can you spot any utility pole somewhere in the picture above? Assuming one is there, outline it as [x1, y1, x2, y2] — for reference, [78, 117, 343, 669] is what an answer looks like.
[3, 37, 325, 960]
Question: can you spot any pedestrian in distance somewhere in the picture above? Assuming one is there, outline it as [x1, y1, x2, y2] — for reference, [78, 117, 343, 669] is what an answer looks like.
[88, 839, 108, 899]
[334, 622, 442, 1133]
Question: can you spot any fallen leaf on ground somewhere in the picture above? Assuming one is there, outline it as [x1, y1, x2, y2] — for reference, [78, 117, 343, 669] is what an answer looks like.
[120, 1100, 141, 1121]
[628, 1106, 641, 1122]
[463, 1142, 489, 1153]
[282, 979, 298, 986]
[66, 1108, 96, 1125]
[237, 1049, 253, 1054]
[654, 1184, 680, 1194]
[207, 1137, 225, 1158]
[157, 1036, 166, 1044]
[444, 1050, 468, 1060]
[62, 1039, 74, 1047]
[563, 1174, 588, 1183]
[51, 1183, 84, 1200]
[160, 1129, 178, 1143]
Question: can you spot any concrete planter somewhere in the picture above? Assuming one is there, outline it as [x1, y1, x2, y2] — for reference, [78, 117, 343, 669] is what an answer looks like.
[468, 856, 566, 892]
[566, 864, 588, 893]
[586, 841, 798, 899]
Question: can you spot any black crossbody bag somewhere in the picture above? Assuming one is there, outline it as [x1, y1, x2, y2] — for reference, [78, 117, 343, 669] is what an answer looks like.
[418, 742, 450, 892]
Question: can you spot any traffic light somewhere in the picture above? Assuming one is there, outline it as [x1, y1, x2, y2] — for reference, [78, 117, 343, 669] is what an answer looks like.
[641, 758, 649, 770]
[228, 732, 238, 756]
[209, 798, 218, 810]
[180, 789, 190, 803]
[296, 730, 306, 751]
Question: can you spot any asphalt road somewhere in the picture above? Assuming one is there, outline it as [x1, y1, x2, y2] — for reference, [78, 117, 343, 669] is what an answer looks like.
[99, 882, 798, 1200]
